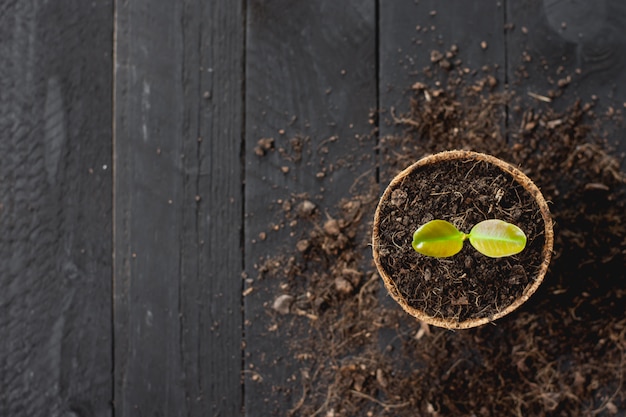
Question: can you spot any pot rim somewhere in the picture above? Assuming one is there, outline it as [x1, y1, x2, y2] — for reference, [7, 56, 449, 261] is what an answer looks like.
[372, 150, 554, 329]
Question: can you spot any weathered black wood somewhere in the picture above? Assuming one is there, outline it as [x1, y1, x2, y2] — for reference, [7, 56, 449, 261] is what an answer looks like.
[114, 3, 187, 414]
[377, 0, 507, 351]
[113, 0, 244, 415]
[179, 1, 245, 416]
[380, 0, 507, 123]
[505, 0, 626, 157]
[6, 0, 626, 415]
[377, 0, 507, 212]
[0, 1, 113, 416]
[244, 0, 376, 414]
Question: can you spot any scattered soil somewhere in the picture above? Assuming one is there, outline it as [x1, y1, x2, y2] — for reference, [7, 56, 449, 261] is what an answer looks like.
[375, 157, 546, 323]
[251, 45, 626, 416]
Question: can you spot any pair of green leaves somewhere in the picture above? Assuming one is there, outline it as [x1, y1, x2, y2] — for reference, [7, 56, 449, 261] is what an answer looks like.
[412, 219, 527, 258]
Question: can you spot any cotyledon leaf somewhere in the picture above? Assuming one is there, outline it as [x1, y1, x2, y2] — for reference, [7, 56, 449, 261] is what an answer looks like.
[412, 220, 467, 258]
[468, 219, 527, 258]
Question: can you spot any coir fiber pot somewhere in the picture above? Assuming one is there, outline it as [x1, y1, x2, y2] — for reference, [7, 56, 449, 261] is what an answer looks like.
[372, 150, 554, 329]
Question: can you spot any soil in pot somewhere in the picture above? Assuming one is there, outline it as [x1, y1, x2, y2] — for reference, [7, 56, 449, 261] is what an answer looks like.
[373, 151, 552, 327]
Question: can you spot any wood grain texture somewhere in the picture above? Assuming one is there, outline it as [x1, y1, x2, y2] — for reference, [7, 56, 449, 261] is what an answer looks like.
[179, 1, 244, 416]
[114, 2, 187, 414]
[0, 1, 113, 416]
[244, 1, 376, 415]
[113, 0, 244, 415]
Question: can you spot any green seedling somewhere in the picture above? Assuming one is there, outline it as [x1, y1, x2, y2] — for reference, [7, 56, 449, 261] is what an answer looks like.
[412, 219, 527, 258]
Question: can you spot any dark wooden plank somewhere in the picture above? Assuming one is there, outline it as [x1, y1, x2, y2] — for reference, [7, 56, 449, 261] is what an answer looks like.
[244, 0, 376, 415]
[505, 0, 626, 158]
[378, 0, 507, 339]
[0, 1, 112, 416]
[503, 2, 626, 413]
[113, 3, 186, 415]
[380, 0, 507, 120]
[178, 1, 244, 416]
[113, 0, 244, 415]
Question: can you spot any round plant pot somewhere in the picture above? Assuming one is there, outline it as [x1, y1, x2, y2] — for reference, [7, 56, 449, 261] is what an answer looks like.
[372, 150, 553, 329]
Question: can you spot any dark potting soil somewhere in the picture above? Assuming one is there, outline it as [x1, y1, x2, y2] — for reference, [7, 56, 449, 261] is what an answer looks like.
[375, 158, 545, 322]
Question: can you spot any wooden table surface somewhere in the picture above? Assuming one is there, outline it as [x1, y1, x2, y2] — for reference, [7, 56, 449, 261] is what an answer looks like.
[2, 1, 625, 416]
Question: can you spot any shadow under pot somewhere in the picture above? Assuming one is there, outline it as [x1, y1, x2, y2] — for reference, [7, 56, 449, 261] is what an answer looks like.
[372, 150, 554, 329]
